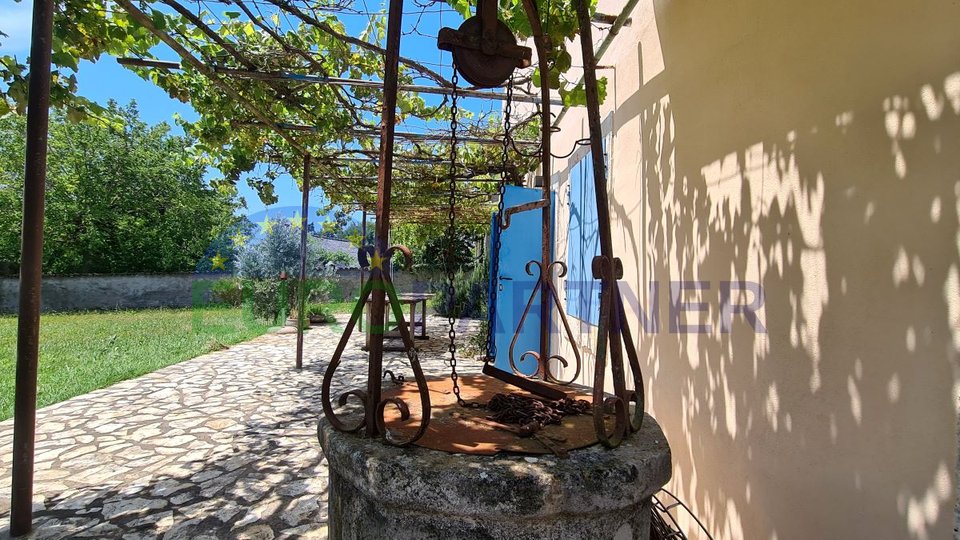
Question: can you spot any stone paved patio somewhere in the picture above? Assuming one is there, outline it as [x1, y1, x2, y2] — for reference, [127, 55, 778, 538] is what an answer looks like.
[0, 314, 481, 539]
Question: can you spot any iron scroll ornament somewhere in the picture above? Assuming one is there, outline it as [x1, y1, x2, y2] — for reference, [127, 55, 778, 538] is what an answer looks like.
[508, 260, 583, 385]
[589, 255, 645, 447]
[320, 244, 431, 447]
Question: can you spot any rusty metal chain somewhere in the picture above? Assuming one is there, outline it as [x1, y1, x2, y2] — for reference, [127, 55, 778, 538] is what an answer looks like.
[446, 65, 468, 406]
[484, 77, 513, 363]
[486, 392, 591, 431]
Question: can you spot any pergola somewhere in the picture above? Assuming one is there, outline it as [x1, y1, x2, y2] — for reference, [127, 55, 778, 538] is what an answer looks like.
[8, 0, 635, 535]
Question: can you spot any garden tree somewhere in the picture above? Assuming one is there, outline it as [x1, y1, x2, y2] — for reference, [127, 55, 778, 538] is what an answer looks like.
[318, 207, 351, 238]
[196, 215, 256, 273]
[0, 101, 238, 274]
[342, 219, 375, 248]
[390, 221, 486, 273]
[236, 220, 352, 279]
[0, 0, 602, 219]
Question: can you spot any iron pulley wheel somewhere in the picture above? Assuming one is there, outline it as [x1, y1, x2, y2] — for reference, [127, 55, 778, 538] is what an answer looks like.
[449, 17, 527, 88]
[438, 0, 531, 89]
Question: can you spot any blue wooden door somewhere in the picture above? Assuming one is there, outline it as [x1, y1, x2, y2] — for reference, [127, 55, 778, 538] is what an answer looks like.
[489, 186, 550, 375]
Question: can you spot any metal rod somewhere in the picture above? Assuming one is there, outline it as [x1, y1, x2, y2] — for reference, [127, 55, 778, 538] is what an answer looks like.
[519, 0, 553, 372]
[365, 0, 405, 438]
[592, 12, 632, 26]
[576, 0, 630, 447]
[295, 155, 310, 370]
[353, 129, 537, 146]
[595, 0, 639, 60]
[313, 176, 504, 183]
[359, 207, 367, 332]
[240, 121, 539, 146]
[116, 58, 565, 106]
[319, 155, 446, 164]
[501, 198, 549, 229]
[10, 0, 55, 534]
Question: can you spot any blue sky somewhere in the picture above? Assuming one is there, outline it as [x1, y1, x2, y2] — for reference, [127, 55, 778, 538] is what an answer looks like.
[0, 0, 495, 228]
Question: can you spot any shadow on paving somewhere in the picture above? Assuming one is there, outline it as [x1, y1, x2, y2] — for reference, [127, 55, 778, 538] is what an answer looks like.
[16, 406, 328, 540]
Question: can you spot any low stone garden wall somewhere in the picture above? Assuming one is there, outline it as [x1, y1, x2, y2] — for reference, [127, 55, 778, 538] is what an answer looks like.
[0, 270, 440, 314]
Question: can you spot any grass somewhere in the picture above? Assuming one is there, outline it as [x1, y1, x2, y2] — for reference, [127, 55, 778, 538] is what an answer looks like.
[326, 301, 360, 314]
[0, 306, 271, 421]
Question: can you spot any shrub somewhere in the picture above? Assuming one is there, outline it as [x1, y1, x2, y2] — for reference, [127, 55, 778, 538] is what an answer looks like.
[314, 247, 354, 270]
[465, 318, 490, 359]
[303, 275, 337, 304]
[307, 303, 336, 324]
[289, 275, 342, 307]
[250, 279, 288, 324]
[211, 278, 245, 307]
[242, 274, 344, 325]
[431, 262, 488, 319]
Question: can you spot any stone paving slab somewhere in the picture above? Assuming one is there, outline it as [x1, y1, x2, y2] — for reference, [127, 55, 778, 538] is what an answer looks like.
[0, 315, 481, 539]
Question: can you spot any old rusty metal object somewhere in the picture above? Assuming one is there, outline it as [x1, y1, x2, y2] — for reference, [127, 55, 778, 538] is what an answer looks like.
[437, 0, 531, 88]
[486, 392, 591, 431]
[500, 198, 549, 230]
[321, 246, 432, 447]
[575, 0, 645, 447]
[378, 375, 610, 455]
[532, 432, 570, 458]
[383, 369, 405, 385]
[481, 362, 566, 400]
[320, 0, 433, 448]
[450, 412, 535, 437]
[508, 261, 583, 385]
[452, 413, 570, 457]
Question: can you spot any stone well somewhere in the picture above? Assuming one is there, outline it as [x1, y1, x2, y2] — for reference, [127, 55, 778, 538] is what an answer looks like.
[318, 414, 672, 540]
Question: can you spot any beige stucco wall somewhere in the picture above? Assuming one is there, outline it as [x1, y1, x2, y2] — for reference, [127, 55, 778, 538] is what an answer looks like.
[538, 0, 960, 537]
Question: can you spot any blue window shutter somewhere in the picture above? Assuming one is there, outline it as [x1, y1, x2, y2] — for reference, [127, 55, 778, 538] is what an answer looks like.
[566, 153, 601, 325]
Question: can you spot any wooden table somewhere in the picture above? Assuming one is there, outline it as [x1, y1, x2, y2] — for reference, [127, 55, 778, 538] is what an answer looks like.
[363, 292, 434, 351]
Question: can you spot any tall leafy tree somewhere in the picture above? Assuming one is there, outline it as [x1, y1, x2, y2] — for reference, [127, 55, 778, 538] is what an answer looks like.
[0, 101, 238, 274]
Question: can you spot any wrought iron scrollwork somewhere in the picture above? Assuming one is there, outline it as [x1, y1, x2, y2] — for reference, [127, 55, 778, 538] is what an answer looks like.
[589, 255, 646, 447]
[508, 260, 583, 385]
[321, 245, 431, 447]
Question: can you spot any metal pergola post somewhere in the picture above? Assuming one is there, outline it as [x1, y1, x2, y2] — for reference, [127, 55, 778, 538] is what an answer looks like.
[359, 207, 367, 332]
[295, 155, 311, 370]
[518, 0, 554, 378]
[10, 0, 55, 534]
[364, 0, 405, 438]
[242, 121, 540, 146]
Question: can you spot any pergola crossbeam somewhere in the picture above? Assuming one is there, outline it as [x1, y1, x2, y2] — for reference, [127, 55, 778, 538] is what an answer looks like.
[117, 58, 562, 106]
[322, 176, 504, 183]
[242, 121, 538, 146]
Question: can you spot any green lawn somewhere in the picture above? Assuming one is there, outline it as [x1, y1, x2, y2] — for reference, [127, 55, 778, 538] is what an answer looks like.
[0, 306, 271, 421]
[326, 301, 360, 314]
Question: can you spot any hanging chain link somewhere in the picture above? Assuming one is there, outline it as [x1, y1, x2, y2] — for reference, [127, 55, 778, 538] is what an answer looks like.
[446, 65, 468, 406]
[484, 77, 513, 362]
